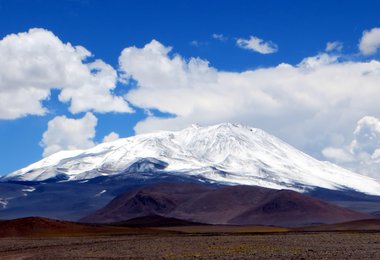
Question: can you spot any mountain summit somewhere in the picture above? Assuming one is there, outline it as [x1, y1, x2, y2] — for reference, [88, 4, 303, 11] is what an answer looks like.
[4, 123, 380, 195]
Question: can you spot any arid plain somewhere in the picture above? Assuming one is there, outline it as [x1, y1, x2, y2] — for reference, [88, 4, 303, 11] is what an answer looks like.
[1, 231, 380, 259]
[1, 217, 380, 259]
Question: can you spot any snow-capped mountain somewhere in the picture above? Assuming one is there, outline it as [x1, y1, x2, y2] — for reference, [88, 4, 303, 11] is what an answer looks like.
[3, 123, 380, 195]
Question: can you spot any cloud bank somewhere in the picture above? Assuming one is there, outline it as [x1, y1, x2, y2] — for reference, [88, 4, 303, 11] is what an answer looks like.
[323, 116, 380, 179]
[4, 27, 380, 179]
[119, 37, 380, 180]
[0, 28, 132, 119]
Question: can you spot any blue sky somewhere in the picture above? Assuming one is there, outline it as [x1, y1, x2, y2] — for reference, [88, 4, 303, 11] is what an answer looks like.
[2, 0, 380, 178]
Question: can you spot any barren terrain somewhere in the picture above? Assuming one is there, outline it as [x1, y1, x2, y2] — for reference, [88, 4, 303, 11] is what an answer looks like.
[1, 217, 380, 259]
[1, 231, 380, 259]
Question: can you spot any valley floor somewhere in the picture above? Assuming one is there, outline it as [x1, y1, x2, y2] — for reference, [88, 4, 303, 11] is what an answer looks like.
[0, 231, 380, 259]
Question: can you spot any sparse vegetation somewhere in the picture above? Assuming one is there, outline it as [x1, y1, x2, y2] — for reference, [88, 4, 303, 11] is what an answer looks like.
[1, 232, 380, 259]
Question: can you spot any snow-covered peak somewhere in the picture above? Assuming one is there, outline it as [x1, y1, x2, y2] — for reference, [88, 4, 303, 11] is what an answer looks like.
[3, 123, 380, 195]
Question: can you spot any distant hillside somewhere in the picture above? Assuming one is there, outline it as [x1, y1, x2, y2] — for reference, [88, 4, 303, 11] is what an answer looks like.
[0, 217, 138, 237]
[82, 183, 372, 227]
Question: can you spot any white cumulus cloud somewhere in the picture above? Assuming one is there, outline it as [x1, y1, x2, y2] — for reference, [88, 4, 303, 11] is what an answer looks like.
[351, 116, 380, 155]
[236, 36, 278, 54]
[0, 28, 132, 119]
[359, 27, 380, 55]
[323, 116, 380, 180]
[102, 132, 120, 143]
[40, 112, 98, 157]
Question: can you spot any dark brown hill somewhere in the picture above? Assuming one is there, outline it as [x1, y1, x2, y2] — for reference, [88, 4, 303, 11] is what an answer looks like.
[298, 218, 380, 231]
[0, 217, 139, 237]
[81, 183, 372, 227]
[113, 215, 206, 227]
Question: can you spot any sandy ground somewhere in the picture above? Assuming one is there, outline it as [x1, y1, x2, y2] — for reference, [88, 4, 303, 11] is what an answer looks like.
[0, 232, 380, 259]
